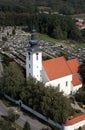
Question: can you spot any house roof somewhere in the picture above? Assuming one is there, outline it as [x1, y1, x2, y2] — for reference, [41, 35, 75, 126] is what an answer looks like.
[64, 114, 85, 126]
[67, 59, 82, 86]
[42, 56, 71, 80]
[67, 59, 80, 74]
[72, 74, 82, 86]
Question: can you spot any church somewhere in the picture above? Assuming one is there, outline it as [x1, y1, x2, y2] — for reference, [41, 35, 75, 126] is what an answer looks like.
[26, 30, 82, 95]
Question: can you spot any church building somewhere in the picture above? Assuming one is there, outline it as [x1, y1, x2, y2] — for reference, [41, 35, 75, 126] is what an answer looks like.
[26, 30, 82, 95]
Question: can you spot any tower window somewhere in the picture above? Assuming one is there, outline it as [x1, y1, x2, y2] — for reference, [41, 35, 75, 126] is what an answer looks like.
[29, 73, 31, 76]
[29, 64, 31, 68]
[29, 52, 31, 60]
[36, 53, 38, 60]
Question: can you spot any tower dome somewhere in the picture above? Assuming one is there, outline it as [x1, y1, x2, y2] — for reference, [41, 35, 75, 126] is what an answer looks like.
[29, 29, 38, 46]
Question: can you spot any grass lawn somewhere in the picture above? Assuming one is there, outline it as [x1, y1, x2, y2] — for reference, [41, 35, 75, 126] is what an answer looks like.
[27, 32, 60, 43]
[37, 33, 60, 43]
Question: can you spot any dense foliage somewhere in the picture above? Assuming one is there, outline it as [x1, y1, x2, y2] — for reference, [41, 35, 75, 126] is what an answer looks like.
[0, 119, 16, 130]
[23, 121, 30, 130]
[79, 60, 85, 84]
[75, 84, 85, 105]
[0, 0, 85, 42]
[0, 63, 25, 98]
[75, 60, 85, 105]
[0, 12, 84, 41]
[0, 0, 85, 14]
[0, 63, 74, 124]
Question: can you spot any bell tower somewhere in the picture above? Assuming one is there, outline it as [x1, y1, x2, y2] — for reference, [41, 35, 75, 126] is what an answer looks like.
[26, 30, 42, 81]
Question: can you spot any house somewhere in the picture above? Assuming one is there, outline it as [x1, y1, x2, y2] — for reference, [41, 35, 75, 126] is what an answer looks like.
[26, 30, 82, 95]
[64, 114, 85, 130]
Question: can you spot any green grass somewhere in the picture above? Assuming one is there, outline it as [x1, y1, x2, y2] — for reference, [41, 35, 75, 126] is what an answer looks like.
[27, 33, 60, 43]
[37, 33, 60, 43]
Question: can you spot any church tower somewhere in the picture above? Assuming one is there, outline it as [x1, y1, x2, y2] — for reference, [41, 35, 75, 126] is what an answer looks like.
[26, 30, 42, 81]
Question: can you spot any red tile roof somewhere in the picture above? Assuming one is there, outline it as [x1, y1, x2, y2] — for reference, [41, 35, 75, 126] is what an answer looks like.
[67, 59, 80, 74]
[42, 57, 82, 86]
[42, 56, 71, 80]
[64, 114, 85, 126]
[72, 74, 82, 86]
[67, 59, 82, 86]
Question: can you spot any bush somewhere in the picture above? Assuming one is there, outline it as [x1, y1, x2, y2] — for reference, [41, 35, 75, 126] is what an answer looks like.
[8, 108, 19, 122]
[23, 121, 30, 130]
[2, 36, 7, 41]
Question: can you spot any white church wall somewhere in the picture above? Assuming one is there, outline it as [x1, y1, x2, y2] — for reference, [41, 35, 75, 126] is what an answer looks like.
[26, 51, 42, 81]
[45, 75, 72, 95]
[64, 120, 85, 130]
[32, 52, 42, 81]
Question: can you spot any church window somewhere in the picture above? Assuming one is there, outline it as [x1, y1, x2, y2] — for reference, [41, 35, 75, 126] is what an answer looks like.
[66, 81, 68, 86]
[29, 73, 31, 76]
[36, 53, 38, 60]
[29, 64, 31, 68]
[29, 52, 31, 60]
[58, 84, 60, 87]
[58, 84, 60, 90]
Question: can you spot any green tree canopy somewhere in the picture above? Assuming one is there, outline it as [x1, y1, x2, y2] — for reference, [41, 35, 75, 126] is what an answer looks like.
[23, 121, 30, 130]
[1, 63, 25, 98]
[20, 77, 74, 124]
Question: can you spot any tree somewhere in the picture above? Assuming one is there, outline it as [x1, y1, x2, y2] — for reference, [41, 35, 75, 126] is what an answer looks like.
[23, 121, 30, 130]
[2, 36, 7, 41]
[79, 62, 85, 84]
[20, 77, 74, 124]
[0, 118, 16, 130]
[52, 25, 64, 39]
[8, 108, 16, 122]
[1, 63, 25, 98]
[78, 126, 82, 130]
[12, 28, 16, 35]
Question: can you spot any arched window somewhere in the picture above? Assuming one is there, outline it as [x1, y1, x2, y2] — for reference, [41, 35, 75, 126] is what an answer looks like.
[29, 64, 31, 68]
[29, 52, 31, 60]
[36, 53, 38, 60]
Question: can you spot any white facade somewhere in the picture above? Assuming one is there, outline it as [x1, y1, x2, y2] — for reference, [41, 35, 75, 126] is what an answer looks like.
[64, 120, 85, 130]
[45, 75, 72, 95]
[26, 50, 42, 81]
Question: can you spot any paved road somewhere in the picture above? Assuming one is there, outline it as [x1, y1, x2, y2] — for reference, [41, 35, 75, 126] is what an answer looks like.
[0, 100, 8, 116]
[0, 100, 50, 130]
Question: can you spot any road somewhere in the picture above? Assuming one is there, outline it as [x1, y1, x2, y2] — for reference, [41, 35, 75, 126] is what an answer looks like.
[0, 100, 51, 130]
[0, 100, 8, 116]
